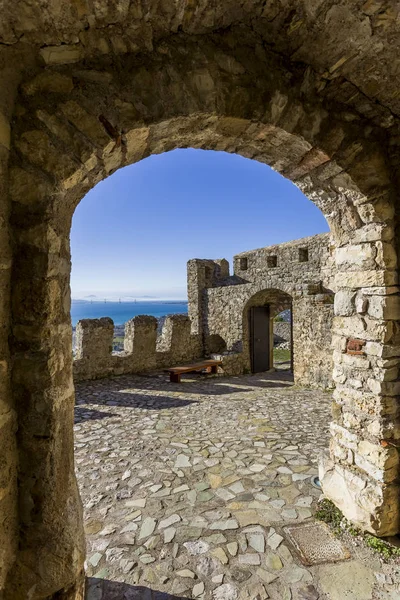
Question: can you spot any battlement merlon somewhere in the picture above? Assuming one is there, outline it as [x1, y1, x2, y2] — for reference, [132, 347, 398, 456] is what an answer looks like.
[75, 317, 114, 361]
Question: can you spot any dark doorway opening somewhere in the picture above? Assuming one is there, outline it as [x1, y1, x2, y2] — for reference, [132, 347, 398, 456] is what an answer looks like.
[250, 305, 271, 373]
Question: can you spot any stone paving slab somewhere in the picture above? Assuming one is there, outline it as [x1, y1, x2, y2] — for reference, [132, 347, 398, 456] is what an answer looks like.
[75, 371, 399, 600]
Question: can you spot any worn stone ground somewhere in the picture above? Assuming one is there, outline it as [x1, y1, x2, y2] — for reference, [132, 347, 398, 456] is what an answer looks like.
[74, 371, 399, 600]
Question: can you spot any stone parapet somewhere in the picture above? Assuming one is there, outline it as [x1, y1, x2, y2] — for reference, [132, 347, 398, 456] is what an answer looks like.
[75, 317, 114, 361]
[73, 314, 202, 381]
[125, 315, 158, 372]
[234, 233, 334, 288]
[210, 352, 245, 376]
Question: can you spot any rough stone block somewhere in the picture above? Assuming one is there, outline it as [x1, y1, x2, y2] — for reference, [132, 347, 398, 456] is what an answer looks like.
[332, 366, 346, 384]
[335, 244, 376, 269]
[211, 352, 244, 376]
[60, 101, 110, 147]
[329, 422, 358, 450]
[349, 223, 394, 245]
[367, 378, 400, 396]
[334, 315, 392, 343]
[319, 453, 400, 536]
[341, 353, 370, 369]
[23, 73, 74, 96]
[368, 294, 400, 320]
[357, 197, 395, 224]
[157, 314, 196, 366]
[331, 334, 347, 352]
[125, 127, 150, 164]
[376, 241, 397, 269]
[40, 45, 82, 65]
[334, 290, 355, 316]
[0, 111, 10, 150]
[335, 270, 398, 289]
[355, 294, 368, 314]
[355, 440, 399, 482]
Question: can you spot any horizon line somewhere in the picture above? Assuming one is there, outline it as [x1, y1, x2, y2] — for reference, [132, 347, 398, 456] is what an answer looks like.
[71, 298, 188, 302]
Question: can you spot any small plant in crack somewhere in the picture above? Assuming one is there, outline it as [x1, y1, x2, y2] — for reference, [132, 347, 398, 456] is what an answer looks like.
[316, 499, 400, 561]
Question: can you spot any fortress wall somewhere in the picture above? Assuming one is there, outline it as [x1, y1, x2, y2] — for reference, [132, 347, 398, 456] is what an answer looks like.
[73, 314, 202, 381]
[233, 233, 335, 287]
[273, 321, 291, 345]
[292, 285, 335, 389]
[201, 234, 335, 387]
[73, 234, 336, 387]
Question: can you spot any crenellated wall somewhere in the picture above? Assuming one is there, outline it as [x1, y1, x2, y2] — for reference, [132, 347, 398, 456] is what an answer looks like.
[73, 314, 202, 381]
[187, 234, 335, 387]
[73, 234, 336, 387]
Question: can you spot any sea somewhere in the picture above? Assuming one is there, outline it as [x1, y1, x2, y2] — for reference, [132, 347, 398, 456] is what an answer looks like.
[71, 300, 188, 327]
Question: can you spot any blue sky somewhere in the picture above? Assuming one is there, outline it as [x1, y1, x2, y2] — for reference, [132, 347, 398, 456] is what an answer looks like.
[70, 149, 329, 300]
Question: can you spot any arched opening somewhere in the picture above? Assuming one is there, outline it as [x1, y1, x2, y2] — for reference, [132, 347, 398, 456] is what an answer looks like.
[70, 149, 327, 367]
[8, 119, 399, 599]
[68, 150, 337, 596]
[3, 25, 400, 597]
[243, 289, 293, 375]
[240, 278, 335, 389]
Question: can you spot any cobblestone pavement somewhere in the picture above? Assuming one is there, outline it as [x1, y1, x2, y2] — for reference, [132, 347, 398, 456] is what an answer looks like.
[75, 371, 399, 600]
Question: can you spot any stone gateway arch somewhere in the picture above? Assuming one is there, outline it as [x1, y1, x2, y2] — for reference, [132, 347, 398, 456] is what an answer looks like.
[0, 2, 399, 598]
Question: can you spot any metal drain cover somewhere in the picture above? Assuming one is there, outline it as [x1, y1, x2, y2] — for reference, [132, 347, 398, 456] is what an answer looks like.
[284, 522, 350, 566]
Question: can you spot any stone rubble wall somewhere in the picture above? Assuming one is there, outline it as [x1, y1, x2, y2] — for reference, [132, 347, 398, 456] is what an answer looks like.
[73, 314, 202, 381]
[232, 233, 335, 288]
[193, 234, 335, 387]
[0, 60, 18, 595]
[292, 285, 334, 389]
[2, 6, 400, 593]
[320, 278, 400, 533]
[273, 321, 291, 346]
[73, 235, 335, 389]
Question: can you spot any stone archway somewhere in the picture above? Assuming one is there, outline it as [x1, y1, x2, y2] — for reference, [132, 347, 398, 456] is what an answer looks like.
[0, 6, 399, 598]
[243, 288, 293, 374]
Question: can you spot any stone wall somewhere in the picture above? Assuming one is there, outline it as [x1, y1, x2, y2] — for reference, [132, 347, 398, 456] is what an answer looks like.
[191, 234, 335, 387]
[273, 321, 291, 346]
[0, 59, 18, 595]
[292, 284, 334, 389]
[73, 235, 335, 389]
[1, 3, 400, 595]
[73, 314, 202, 381]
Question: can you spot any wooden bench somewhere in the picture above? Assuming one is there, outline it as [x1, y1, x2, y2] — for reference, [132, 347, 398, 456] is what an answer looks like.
[166, 359, 222, 383]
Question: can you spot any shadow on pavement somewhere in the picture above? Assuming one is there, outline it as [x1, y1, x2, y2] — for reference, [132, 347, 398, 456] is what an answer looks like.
[86, 577, 189, 599]
[75, 370, 294, 416]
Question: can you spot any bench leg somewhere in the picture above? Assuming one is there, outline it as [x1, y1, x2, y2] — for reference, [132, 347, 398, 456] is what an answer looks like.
[210, 365, 218, 374]
[170, 373, 181, 383]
